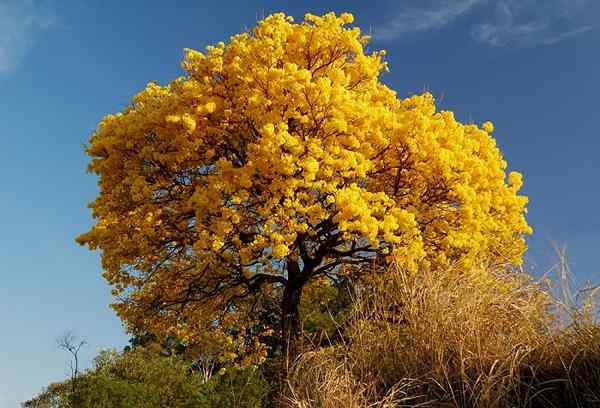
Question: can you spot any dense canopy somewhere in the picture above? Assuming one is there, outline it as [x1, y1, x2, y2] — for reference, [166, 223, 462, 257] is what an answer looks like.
[78, 12, 531, 362]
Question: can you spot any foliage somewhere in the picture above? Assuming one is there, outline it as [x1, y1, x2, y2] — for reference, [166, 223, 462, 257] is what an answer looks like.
[76, 11, 531, 367]
[84, 346, 206, 407]
[22, 382, 68, 408]
[197, 367, 270, 408]
[299, 276, 353, 344]
[23, 346, 269, 408]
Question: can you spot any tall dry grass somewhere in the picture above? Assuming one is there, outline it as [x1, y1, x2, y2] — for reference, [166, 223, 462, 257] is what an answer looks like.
[285, 255, 600, 408]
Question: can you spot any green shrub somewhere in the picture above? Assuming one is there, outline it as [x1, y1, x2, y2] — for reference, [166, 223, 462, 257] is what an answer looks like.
[197, 367, 270, 408]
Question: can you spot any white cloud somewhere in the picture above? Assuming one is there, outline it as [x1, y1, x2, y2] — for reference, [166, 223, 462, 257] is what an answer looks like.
[471, 0, 595, 47]
[541, 25, 595, 45]
[376, 0, 595, 47]
[0, 0, 57, 73]
[375, 0, 485, 40]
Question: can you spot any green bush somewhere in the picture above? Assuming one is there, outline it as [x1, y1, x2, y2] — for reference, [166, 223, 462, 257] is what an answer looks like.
[23, 347, 269, 408]
[197, 367, 270, 408]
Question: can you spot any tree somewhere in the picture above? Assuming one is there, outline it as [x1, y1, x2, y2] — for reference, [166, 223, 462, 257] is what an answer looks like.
[77, 12, 531, 376]
[57, 332, 86, 397]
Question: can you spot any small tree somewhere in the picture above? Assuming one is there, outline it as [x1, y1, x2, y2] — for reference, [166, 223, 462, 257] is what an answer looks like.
[57, 331, 86, 398]
[77, 12, 531, 376]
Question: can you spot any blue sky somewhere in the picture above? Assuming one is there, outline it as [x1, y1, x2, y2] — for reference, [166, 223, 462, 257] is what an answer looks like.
[0, 0, 598, 406]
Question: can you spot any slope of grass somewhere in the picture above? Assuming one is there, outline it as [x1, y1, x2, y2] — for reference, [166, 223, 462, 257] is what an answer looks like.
[286, 258, 600, 408]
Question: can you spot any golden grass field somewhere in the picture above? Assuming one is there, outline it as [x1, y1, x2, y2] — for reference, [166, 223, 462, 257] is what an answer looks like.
[285, 249, 600, 407]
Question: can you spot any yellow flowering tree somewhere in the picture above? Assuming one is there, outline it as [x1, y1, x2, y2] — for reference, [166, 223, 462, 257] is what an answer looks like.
[77, 12, 531, 371]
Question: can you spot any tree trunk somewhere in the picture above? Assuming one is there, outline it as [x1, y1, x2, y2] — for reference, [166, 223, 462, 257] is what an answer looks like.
[281, 284, 302, 368]
[280, 259, 304, 380]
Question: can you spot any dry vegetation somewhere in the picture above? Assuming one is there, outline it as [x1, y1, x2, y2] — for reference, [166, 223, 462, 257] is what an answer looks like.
[285, 252, 600, 408]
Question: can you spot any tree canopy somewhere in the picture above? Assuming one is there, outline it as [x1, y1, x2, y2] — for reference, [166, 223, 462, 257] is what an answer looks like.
[77, 12, 531, 367]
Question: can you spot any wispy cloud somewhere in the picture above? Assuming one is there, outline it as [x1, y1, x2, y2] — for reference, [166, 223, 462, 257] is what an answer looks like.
[376, 0, 485, 40]
[0, 0, 57, 73]
[541, 25, 595, 45]
[376, 0, 595, 47]
[471, 0, 595, 47]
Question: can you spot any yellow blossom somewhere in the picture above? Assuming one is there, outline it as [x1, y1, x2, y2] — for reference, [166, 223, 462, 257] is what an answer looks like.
[483, 121, 495, 133]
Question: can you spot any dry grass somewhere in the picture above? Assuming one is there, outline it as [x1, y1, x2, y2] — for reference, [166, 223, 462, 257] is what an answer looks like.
[285, 255, 600, 408]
